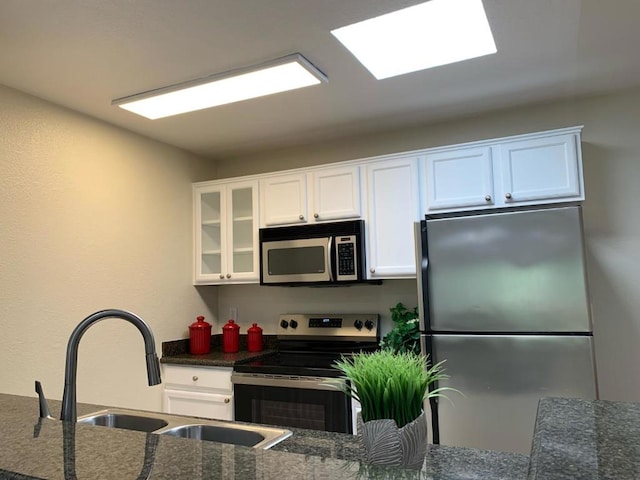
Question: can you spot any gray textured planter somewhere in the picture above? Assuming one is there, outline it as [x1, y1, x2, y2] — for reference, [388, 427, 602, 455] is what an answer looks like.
[357, 410, 428, 469]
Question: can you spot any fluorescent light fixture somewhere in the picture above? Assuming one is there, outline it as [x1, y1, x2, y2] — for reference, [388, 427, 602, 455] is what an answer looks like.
[331, 0, 497, 80]
[113, 54, 327, 119]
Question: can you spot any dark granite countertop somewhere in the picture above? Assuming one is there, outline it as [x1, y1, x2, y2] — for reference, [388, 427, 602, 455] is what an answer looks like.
[528, 397, 640, 479]
[160, 349, 277, 367]
[160, 335, 277, 367]
[0, 394, 529, 479]
[272, 426, 529, 479]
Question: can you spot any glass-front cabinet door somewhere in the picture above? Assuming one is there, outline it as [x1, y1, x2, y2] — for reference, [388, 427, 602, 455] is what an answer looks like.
[198, 187, 224, 280]
[228, 182, 259, 280]
[194, 180, 259, 285]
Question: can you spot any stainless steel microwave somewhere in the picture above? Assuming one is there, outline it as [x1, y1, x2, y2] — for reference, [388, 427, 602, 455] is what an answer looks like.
[259, 220, 366, 286]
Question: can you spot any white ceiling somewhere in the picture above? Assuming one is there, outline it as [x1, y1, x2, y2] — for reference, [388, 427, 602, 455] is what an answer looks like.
[2, 0, 639, 159]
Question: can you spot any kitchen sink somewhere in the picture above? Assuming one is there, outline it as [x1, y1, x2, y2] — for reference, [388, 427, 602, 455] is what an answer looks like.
[77, 408, 292, 449]
[160, 424, 268, 448]
[77, 412, 168, 433]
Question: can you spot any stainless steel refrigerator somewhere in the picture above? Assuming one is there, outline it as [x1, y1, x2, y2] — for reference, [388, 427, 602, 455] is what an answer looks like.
[414, 205, 598, 454]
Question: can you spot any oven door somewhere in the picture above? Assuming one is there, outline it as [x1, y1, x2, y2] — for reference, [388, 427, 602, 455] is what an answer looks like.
[261, 237, 332, 284]
[232, 374, 352, 434]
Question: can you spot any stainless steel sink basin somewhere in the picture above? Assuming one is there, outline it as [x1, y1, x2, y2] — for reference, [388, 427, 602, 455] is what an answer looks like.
[77, 409, 292, 449]
[160, 424, 263, 445]
[77, 412, 168, 433]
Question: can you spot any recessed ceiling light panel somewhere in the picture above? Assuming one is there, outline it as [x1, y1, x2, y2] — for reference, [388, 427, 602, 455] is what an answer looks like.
[113, 54, 327, 119]
[331, 0, 497, 80]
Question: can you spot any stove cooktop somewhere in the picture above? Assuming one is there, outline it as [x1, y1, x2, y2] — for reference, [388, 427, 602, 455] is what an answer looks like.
[234, 313, 380, 377]
[234, 352, 346, 377]
[234, 346, 381, 376]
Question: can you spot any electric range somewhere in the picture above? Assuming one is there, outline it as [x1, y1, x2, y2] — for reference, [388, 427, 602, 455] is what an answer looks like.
[232, 313, 379, 434]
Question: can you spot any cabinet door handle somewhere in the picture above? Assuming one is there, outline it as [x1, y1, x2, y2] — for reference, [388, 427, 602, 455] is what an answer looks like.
[313, 213, 319, 219]
[219, 274, 224, 279]
[370, 267, 375, 274]
[226, 273, 231, 279]
[505, 192, 512, 200]
[224, 398, 230, 404]
[299, 214, 304, 220]
[192, 376, 198, 382]
[485, 195, 492, 202]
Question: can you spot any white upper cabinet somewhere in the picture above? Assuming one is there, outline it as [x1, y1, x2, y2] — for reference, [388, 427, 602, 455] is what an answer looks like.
[425, 146, 495, 210]
[192, 126, 584, 283]
[194, 179, 259, 285]
[425, 127, 584, 213]
[498, 133, 581, 204]
[260, 173, 308, 226]
[260, 166, 361, 226]
[364, 155, 424, 279]
[312, 166, 361, 222]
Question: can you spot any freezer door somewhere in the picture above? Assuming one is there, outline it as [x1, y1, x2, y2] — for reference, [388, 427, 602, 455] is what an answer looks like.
[424, 333, 597, 454]
[425, 206, 592, 332]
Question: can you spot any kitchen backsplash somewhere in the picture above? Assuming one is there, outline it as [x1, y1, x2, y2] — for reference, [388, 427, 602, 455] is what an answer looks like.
[213, 279, 418, 336]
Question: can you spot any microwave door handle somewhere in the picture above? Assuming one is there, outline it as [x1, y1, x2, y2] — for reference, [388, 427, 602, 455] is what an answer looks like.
[327, 237, 334, 281]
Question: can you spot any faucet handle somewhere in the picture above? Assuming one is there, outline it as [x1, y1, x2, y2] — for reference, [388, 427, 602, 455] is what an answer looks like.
[35, 380, 54, 420]
[146, 353, 162, 386]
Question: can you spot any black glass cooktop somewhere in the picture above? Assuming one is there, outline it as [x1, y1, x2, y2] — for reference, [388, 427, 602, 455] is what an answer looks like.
[234, 352, 344, 377]
[234, 343, 378, 378]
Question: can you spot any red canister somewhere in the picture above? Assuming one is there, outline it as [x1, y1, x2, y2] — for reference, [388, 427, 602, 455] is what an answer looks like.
[247, 323, 263, 352]
[222, 319, 240, 353]
[189, 316, 212, 355]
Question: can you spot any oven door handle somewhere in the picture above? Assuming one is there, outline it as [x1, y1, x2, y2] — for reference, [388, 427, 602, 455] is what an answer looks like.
[231, 373, 344, 391]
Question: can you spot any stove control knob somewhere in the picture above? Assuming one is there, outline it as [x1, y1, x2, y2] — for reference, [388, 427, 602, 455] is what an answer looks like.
[280, 319, 289, 329]
[354, 320, 363, 330]
[289, 319, 298, 329]
[364, 320, 375, 331]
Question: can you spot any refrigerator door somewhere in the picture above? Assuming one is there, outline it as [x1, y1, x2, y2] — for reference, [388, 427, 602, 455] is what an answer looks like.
[424, 206, 592, 333]
[424, 333, 598, 454]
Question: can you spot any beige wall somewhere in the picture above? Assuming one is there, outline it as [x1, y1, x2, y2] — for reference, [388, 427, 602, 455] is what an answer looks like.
[214, 87, 640, 402]
[3, 79, 639, 409]
[216, 280, 419, 338]
[0, 84, 218, 411]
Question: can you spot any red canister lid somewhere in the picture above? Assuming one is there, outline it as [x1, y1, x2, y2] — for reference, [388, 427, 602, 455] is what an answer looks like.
[190, 315, 211, 330]
[248, 323, 262, 334]
[223, 319, 240, 331]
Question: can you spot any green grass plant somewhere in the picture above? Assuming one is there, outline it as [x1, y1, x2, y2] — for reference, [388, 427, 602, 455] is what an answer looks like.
[332, 350, 453, 428]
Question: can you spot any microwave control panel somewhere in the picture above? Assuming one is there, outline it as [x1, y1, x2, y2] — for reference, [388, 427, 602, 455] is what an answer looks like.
[335, 235, 357, 281]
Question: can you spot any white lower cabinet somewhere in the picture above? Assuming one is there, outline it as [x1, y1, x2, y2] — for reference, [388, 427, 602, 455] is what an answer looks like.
[162, 365, 233, 421]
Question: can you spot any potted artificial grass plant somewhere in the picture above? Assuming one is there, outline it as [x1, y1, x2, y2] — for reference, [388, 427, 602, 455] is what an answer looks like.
[332, 349, 453, 469]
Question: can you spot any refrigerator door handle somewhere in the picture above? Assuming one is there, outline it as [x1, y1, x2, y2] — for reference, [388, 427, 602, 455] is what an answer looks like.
[414, 221, 429, 332]
[420, 335, 440, 444]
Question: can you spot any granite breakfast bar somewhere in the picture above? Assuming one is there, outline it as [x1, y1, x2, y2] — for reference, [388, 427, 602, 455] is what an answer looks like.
[1, 393, 639, 479]
[0, 393, 527, 479]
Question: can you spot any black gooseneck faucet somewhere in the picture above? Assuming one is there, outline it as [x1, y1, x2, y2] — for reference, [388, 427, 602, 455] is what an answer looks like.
[59, 309, 162, 423]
